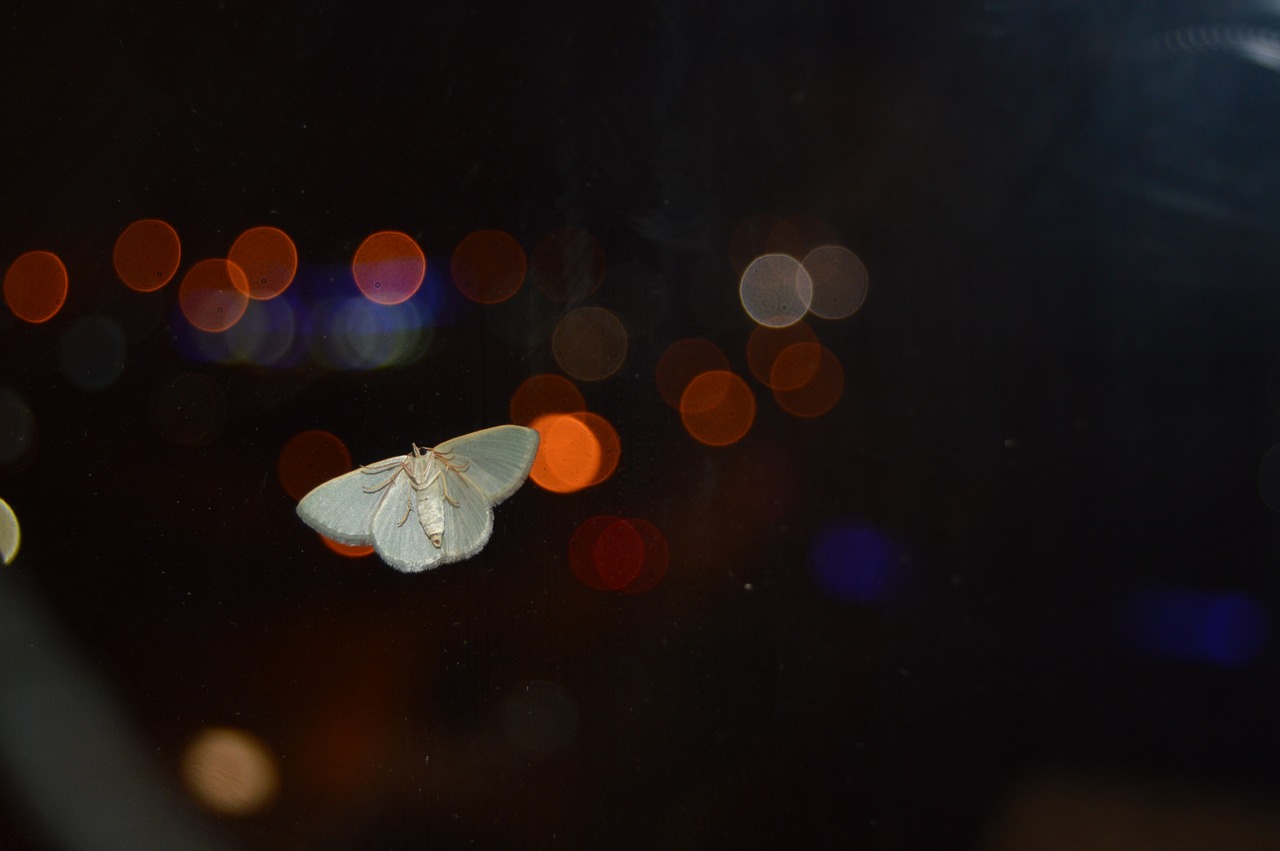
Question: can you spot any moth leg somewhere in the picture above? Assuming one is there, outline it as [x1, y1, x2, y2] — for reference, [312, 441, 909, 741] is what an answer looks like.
[361, 465, 404, 495]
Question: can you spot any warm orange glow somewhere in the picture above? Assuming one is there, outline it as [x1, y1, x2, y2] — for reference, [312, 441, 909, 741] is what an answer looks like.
[181, 727, 280, 816]
[451, 229, 526, 304]
[351, 231, 425, 305]
[621, 518, 668, 593]
[529, 227, 605, 302]
[509, 374, 586, 425]
[679, 370, 756, 447]
[228, 226, 298, 300]
[178, 259, 250, 332]
[551, 306, 628, 381]
[771, 343, 844, 417]
[321, 537, 375, 559]
[277, 430, 353, 501]
[592, 517, 645, 589]
[529, 413, 602, 494]
[568, 515, 618, 590]
[655, 338, 730, 408]
[746, 322, 818, 388]
[573, 412, 620, 487]
[113, 219, 181, 292]
[4, 251, 68, 324]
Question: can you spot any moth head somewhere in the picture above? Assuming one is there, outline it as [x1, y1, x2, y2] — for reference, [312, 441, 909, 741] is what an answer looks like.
[428, 532, 442, 548]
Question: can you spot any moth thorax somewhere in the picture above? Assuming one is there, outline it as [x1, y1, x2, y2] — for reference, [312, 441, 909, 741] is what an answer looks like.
[419, 495, 444, 548]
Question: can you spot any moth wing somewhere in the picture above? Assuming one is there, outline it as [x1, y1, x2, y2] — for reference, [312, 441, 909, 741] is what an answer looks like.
[296, 456, 407, 545]
[438, 477, 495, 564]
[435, 425, 540, 505]
[369, 461, 445, 573]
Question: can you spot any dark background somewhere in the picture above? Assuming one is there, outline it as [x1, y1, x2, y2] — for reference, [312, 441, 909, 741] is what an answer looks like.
[4, 1, 1280, 848]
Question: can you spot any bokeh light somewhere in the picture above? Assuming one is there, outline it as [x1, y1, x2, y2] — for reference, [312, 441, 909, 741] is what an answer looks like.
[278, 430, 353, 501]
[181, 727, 280, 816]
[305, 296, 430, 370]
[551, 306, 628, 382]
[529, 413, 603, 494]
[4, 250, 68, 324]
[1124, 587, 1269, 667]
[113, 219, 181, 292]
[739, 253, 813, 328]
[178, 259, 250, 332]
[809, 521, 908, 603]
[802, 245, 868, 320]
[222, 297, 300, 366]
[0, 388, 38, 470]
[529, 227, 605, 302]
[655, 338, 730, 408]
[679, 370, 756, 446]
[499, 680, 579, 755]
[746, 322, 818, 388]
[771, 343, 844, 417]
[351, 231, 426, 305]
[57, 316, 127, 392]
[321, 538, 375, 559]
[0, 498, 19, 565]
[569, 515, 668, 592]
[149, 372, 227, 446]
[228, 226, 298, 300]
[451, 229, 526, 304]
[509, 374, 586, 426]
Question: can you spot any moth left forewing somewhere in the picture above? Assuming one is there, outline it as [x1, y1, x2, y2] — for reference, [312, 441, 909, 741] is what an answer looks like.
[296, 453, 410, 544]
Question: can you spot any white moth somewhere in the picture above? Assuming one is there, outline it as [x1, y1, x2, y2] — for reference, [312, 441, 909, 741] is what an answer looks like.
[297, 425, 539, 572]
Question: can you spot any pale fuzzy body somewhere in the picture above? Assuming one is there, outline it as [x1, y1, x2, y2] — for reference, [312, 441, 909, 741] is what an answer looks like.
[296, 425, 539, 572]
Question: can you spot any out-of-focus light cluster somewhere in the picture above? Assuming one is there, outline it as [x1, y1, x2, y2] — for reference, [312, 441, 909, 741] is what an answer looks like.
[180, 726, 280, 816]
[3, 250, 67, 323]
[569, 515, 668, 592]
[509, 374, 622, 495]
[0, 498, 20, 565]
[1122, 586, 1268, 668]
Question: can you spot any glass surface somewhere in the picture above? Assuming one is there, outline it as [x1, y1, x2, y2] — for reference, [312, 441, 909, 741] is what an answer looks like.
[3, 2, 1280, 848]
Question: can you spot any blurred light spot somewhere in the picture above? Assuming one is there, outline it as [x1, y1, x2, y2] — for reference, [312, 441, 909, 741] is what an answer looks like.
[179, 259, 250, 332]
[499, 680, 579, 755]
[509, 374, 586, 426]
[572, 412, 621, 487]
[113, 219, 181, 292]
[680, 370, 755, 446]
[746, 322, 818, 388]
[530, 227, 605, 302]
[321, 538, 375, 559]
[0, 389, 38, 470]
[278, 430, 352, 501]
[728, 214, 782, 275]
[223, 297, 299, 366]
[352, 231, 425, 305]
[809, 521, 904, 603]
[569, 516, 668, 592]
[306, 296, 430, 370]
[1258, 443, 1280, 512]
[1125, 587, 1268, 667]
[551, 306, 628, 382]
[655, 338, 730, 408]
[181, 727, 280, 816]
[802, 245, 868, 320]
[739, 253, 812, 328]
[57, 316, 127, 392]
[771, 343, 844, 418]
[451, 229, 526, 304]
[228, 226, 298, 300]
[149, 372, 227, 446]
[529, 413, 602, 494]
[4, 250, 68, 324]
[0, 498, 19, 565]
